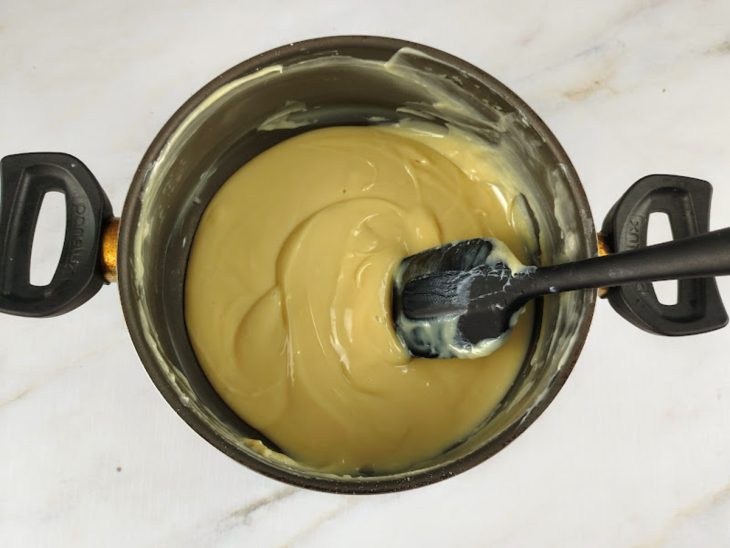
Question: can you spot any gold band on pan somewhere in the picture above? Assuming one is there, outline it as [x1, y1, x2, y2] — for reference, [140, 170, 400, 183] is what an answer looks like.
[101, 217, 120, 283]
[596, 232, 611, 298]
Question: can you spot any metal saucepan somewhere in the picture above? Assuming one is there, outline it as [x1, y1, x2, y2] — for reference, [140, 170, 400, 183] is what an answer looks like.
[1, 36, 726, 493]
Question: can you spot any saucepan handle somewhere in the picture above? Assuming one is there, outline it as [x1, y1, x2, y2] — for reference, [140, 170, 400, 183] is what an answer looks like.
[600, 174, 728, 335]
[0, 153, 113, 317]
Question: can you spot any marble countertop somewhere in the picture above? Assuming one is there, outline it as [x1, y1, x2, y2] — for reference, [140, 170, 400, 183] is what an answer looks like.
[2, 1, 730, 546]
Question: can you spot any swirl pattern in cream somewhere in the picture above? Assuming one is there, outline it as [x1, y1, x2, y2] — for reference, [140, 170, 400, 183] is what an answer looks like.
[185, 125, 534, 473]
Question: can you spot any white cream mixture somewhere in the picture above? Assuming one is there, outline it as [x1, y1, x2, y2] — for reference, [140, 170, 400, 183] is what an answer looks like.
[185, 125, 536, 473]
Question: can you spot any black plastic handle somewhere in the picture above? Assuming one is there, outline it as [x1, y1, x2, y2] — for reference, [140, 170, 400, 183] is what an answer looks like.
[531, 228, 730, 294]
[601, 174, 728, 335]
[0, 153, 113, 317]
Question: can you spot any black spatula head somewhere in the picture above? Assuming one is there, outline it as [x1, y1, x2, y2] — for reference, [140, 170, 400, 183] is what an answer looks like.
[392, 238, 533, 359]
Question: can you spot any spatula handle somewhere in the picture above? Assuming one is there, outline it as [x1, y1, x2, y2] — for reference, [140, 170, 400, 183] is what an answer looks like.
[534, 227, 730, 295]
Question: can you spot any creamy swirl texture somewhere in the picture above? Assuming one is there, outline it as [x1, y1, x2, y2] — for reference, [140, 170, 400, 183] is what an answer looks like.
[185, 125, 535, 473]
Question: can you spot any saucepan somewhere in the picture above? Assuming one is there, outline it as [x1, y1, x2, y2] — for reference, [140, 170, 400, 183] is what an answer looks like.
[1, 36, 726, 493]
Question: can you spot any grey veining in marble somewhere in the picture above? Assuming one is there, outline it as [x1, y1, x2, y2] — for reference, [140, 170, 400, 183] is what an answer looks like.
[2, 0, 730, 546]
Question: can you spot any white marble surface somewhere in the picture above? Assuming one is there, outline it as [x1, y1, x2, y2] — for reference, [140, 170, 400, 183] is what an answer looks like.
[2, 0, 730, 546]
